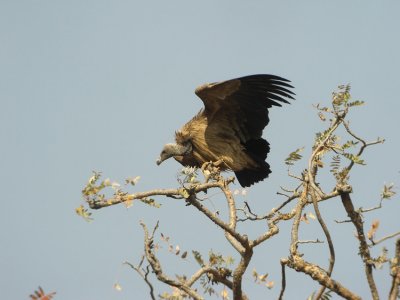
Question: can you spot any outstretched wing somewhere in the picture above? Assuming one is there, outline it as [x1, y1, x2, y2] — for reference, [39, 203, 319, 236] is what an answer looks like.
[195, 74, 295, 142]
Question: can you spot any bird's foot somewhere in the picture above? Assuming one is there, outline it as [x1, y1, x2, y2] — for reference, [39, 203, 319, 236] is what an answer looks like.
[201, 160, 223, 183]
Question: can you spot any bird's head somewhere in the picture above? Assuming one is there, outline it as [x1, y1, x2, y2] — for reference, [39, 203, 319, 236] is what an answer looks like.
[156, 142, 192, 166]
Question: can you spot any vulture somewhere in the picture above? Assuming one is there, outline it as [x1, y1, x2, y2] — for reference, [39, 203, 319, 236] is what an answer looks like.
[156, 74, 295, 187]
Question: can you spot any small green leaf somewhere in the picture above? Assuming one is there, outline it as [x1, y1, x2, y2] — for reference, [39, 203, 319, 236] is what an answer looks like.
[348, 100, 365, 107]
[381, 183, 396, 200]
[224, 255, 235, 266]
[209, 250, 224, 266]
[342, 153, 366, 165]
[285, 147, 304, 166]
[318, 112, 326, 121]
[178, 188, 190, 199]
[75, 205, 93, 222]
[342, 140, 359, 150]
[192, 250, 205, 267]
[139, 198, 161, 208]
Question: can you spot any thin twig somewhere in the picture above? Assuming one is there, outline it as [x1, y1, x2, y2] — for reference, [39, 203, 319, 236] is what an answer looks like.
[268, 192, 301, 218]
[278, 260, 287, 300]
[125, 258, 156, 300]
[342, 120, 384, 172]
[296, 239, 324, 245]
[310, 188, 335, 300]
[359, 198, 384, 213]
[335, 219, 352, 224]
[250, 219, 280, 248]
[140, 221, 204, 300]
[371, 231, 400, 246]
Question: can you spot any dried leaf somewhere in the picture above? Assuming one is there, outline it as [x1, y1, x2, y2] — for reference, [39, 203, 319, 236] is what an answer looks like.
[252, 269, 258, 282]
[308, 212, 316, 220]
[373, 247, 388, 269]
[29, 286, 56, 300]
[113, 283, 122, 291]
[178, 188, 190, 199]
[221, 287, 230, 299]
[266, 281, 275, 289]
[125, 176, 141, 186]
[123, 199, 133, 208]
[160, 233, 169, 243]
[301, 213, 309, 224]
[259, 273, 268, 282]
[367, 220, 380, 240]
[381, 183, 396, 200]
[75, 205, 93, 222]
[111, 182, 121, 190]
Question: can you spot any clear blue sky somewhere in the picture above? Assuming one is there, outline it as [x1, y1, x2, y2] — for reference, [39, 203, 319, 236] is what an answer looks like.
[1, 1, 399, 299]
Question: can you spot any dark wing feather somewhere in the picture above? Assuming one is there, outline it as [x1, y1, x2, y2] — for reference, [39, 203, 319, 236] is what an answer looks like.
[195, 74, 295, 142]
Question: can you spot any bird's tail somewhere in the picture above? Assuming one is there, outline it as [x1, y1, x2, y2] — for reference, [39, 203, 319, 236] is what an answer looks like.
[234, 138, 272, 187]
[234, 161, 271, 187]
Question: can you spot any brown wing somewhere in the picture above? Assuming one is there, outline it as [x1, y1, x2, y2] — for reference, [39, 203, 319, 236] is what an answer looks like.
[195, 74, 295, 142]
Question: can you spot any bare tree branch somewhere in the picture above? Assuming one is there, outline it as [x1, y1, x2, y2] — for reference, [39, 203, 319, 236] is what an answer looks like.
[278, 260, 287, 300]
[186, 193, 247, 252]
[339, 188, 380, 300]
[282, 257, 361, 300]
[232, 247, 252, 300]
[88, 181, 223, 209]
[309, 188, 335, 300]
[389, 239, 400, 300]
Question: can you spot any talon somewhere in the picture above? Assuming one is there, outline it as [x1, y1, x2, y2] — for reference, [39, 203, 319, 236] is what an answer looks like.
[200, 160, 223, 183]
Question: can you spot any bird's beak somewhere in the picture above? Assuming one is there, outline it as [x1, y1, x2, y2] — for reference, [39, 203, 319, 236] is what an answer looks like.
[156, 158, 162, 165]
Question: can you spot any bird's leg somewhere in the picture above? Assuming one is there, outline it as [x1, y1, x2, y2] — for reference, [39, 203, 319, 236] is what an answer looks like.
[201, 160, 224, 183]
[201, 162, 212, 183]
[213, 159, 224, 167]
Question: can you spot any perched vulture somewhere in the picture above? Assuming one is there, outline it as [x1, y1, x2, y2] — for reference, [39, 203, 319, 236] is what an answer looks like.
[156, 74, 295, 187]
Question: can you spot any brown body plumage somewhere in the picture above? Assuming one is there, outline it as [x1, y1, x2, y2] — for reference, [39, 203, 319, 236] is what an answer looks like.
[156, 74, 295, 187]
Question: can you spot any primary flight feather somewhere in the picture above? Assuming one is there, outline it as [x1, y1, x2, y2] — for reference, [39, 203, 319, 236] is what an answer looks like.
[156, 74, 295, 187]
